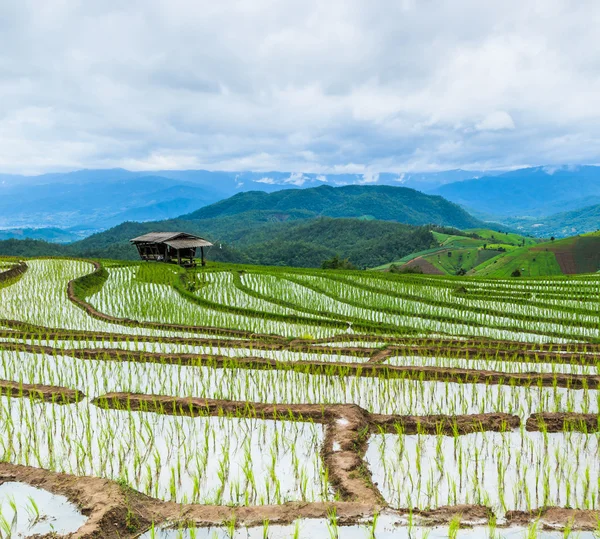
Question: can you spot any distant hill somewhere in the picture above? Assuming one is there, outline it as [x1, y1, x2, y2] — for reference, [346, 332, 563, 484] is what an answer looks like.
[473, 232, 600, 277]
[434, 165, 600, 219]
[375, 228, 539, 274]
[377, 228, 600, 277]
[182, 184, 484, 229]
[511, 203, 600, 238]
[0, 167, 498, 232]
[0, 218, 439, 269]
[0, 227, 82, 243]
[0, 184, 486, 267]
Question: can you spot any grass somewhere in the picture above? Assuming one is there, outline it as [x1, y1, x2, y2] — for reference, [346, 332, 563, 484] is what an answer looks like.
[375, 228, 543, 275]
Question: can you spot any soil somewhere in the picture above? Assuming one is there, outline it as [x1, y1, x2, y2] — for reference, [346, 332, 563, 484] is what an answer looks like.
[526, 412, 600, 433]
[3, 321, 600, 354]
[371, 412, 520, 435]
[0, 261, 27, 284]
[0, 380, 84, 404]
[553, 250, 578, 274]
[2, 340, 598, 390]
[3, 462, 599, 538]
[402, 256, 445, 275]
[92, 393, 523, 508]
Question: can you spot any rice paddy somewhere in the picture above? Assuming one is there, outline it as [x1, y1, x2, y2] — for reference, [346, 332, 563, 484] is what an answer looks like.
[0, 257, 598, 538]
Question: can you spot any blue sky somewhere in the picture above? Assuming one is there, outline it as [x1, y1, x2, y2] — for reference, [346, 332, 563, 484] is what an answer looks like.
[1, 0, 599, 174]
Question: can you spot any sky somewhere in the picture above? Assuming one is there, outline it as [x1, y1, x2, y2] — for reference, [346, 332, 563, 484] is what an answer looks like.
[1, 0, 600, 175]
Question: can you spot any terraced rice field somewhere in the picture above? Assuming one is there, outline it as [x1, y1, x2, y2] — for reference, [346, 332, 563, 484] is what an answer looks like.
[0, 258, 599, 538]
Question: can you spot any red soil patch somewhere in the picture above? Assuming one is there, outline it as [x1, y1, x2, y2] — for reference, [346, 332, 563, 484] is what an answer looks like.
[553, 249, 578, 274]
[403, 256, 444, 275]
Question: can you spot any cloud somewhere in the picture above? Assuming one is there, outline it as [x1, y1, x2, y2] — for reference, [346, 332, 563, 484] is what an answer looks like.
[0, 1, 599, 174]
[359, 171, 379, 184]
[284, 172, 308, 186]
[255, 177, 277, 184]
[475, 111, 515, 131]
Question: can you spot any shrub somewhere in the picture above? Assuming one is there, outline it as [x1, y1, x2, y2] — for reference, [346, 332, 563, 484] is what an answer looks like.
[389, 264, 423, 274]
[321, 256, 357, 270]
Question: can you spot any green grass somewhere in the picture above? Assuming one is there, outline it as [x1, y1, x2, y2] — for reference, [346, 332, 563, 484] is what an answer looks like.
[472, 232, 600, 277]
[378, 228, 540, 275]
[472, 248, 563, 278]
[465, 228, 539, 247]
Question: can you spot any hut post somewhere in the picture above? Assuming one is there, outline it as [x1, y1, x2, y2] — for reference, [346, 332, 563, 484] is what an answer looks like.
[201, 246, 205, 267]
[177, 250, 181, 266]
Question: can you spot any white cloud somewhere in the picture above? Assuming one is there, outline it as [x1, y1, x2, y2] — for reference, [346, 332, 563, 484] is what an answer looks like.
[359, 171, 379, 184]
[255, 177, 277, 184]
[475, 111, 516, 131]
[284, 172, 308, 186]
[0, 1, 599, 174]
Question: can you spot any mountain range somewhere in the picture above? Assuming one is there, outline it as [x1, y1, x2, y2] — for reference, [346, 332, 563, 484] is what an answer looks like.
[433, 165, 600, 218]
[0, 168, 497, 232]
[1, 165, 600, 247]
[0, 184, 485, 267]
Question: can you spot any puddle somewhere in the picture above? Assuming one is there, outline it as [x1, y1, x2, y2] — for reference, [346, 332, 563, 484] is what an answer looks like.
[0, 481, 87, 536]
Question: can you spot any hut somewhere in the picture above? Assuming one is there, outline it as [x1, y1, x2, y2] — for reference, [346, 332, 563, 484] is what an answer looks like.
[130, 232, 213, 267]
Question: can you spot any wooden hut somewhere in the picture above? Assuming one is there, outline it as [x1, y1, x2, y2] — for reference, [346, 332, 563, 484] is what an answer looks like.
[130, 232, 213, 267]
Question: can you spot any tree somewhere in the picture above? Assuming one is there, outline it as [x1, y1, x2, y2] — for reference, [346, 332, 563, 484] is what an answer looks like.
[550, 236, 555, 242]
[511, 269, 522, 277]
[321, 255, 356, 270]
[389, 264, 423, 274]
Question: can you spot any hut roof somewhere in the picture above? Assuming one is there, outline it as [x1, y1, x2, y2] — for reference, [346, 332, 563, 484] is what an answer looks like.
[164, 238, 213, 249]
[130, 232, 213, 247]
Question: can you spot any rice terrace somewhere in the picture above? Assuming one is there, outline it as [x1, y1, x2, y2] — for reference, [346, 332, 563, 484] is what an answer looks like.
[4, 1, 600, 537]
[0, 245, 598, 538]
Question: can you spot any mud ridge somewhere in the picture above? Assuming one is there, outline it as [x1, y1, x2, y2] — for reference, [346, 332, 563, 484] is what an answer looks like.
[2, 332, 597, 367]
[0, 379, 84, 403]
[92, 393, 521, 507]
[7, 343, 598, 390]
[66, 263, 288, 342]
[3, 462, 600, 538]
[388, 345, 600, 365]
[0, 261, 27, 284]
[526, 412, 600, 433]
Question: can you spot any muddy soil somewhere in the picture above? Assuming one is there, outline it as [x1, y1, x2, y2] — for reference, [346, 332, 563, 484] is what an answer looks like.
[526, 412, 600, 433]
[14, 343, 597, 390]
[0, 380, 84, 404]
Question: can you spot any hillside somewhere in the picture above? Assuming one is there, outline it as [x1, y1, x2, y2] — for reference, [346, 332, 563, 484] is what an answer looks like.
[511, 203, 600, 238]
[473, 232, 600, 277]
[434, 165, 600, 218]
[376, 228, 539, 275]
[0, 217, 440, 269]
[0, 184, 486, 267]
[183, 184, 484, 229]
[0, 168, 494, 233]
